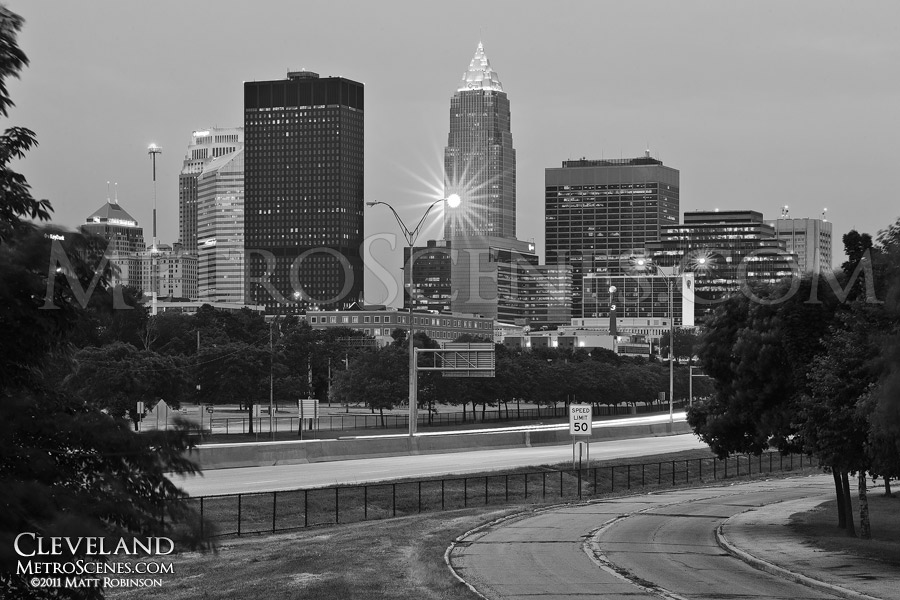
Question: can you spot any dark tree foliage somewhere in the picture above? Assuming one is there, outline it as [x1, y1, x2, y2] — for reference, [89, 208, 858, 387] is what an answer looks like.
[688, 277, 842, 457]
[0, 10, 210, 597]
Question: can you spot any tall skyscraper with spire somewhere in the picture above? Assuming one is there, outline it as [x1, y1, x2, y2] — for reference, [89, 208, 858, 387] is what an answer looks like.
[435, 43, 568, 324]
[444, 42, 516, 240]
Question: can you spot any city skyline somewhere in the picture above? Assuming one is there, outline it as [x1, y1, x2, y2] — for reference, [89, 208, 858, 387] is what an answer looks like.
[7, 0, 900, 306]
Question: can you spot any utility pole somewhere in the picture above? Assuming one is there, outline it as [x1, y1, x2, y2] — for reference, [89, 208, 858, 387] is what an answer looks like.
[147, 144, 162, 316]
[269, 320, 275, 440]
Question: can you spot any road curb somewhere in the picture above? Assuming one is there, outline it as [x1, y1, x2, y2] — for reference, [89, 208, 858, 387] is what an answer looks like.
[715, 519, 883, 600]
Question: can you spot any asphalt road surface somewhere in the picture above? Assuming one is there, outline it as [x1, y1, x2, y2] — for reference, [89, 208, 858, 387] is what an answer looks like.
[450, 475, 840, 600]
[173, 432, 706, 496]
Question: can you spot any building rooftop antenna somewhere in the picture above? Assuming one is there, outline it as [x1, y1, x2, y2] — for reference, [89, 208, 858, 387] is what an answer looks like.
[106, 181, 110, 203]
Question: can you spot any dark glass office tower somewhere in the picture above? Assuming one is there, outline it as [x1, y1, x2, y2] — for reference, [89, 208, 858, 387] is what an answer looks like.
[545, 154, 679, 317]
[244, 71, 364, 314]
[444, 42, 516, 240]
[646, 210, 797, 323]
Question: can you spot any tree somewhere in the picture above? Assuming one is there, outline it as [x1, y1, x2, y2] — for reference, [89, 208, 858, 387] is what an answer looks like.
[799, 304, 887, 538]
[196, 342, 268, 431]
[688, 276, 842, 458]
[0, 10, 210, 596]
[66, 343, 191, 429]
[659, 327, 699, 362]
[330, 347, 407, 426]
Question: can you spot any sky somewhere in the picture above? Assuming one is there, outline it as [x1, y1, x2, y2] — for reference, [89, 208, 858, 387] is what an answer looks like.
[7, 0, 900, 306]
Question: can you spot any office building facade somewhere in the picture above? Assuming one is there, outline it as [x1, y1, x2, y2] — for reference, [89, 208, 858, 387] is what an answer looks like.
[197, 148, 245, 304]
[545, 154, 680, 318]
[82, 200, 145, 288]
[582, 272, 693, 328]
[443, 42, 515, 240]
[244, 70, 364, 314]
[404, 240, 453, 313]
[179, 127, 243, 254]
[137, 243, 198, 300]
[766, 217, 832, 273]
[307, 308, 493, 345]
[646, 210, 797, 322]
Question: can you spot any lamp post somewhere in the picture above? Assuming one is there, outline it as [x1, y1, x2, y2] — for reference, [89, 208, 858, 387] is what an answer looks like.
[147, 144, 162, 316]
[366, 194, 460, 437]
[634, 258, 676, 424]
[634, 256, 706, 423]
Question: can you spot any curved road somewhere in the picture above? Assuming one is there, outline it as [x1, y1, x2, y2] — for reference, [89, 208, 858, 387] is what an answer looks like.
[450, 475, 841, 599]
[173, 433, 705, 496]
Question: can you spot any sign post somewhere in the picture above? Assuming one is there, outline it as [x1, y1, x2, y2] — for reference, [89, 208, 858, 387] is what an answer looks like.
[298, 398, 319, 439]
[136, 401, 144, 432]
[569, 404, 593, 495]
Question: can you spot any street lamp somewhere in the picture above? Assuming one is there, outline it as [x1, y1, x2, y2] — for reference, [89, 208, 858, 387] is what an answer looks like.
[147, 143, 162, 316]
[366, 194, 460, 437]
[633, 256, 706, 424]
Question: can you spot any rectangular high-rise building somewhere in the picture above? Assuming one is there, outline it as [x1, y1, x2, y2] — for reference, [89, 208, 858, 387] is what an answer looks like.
[179, 127, 243, 254]
[443, 43, 515, 240]
[197, 148, 245, 304]
[765, 217, 832, 273]
[646, 210, 797, 323]
[404, 240, 453, 313]
[244, 71, 364, 314]
[545, 154, 680, 317]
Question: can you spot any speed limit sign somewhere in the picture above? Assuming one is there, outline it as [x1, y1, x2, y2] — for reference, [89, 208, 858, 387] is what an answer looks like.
[569, 404, 592, 436]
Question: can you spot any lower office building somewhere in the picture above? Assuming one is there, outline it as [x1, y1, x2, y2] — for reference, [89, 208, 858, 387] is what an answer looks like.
[306, 307, 493, 345]
[645, 210, 797, 322]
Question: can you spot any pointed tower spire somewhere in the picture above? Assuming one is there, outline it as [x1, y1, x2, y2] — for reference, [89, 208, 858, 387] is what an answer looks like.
[458, 42, 504, 92]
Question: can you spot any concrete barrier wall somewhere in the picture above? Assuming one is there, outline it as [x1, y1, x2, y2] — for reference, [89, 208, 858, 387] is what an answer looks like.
[189, 420, 693, 470]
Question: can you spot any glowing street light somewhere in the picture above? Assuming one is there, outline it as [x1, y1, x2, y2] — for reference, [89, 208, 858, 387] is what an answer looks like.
[366, 196, 459, 437]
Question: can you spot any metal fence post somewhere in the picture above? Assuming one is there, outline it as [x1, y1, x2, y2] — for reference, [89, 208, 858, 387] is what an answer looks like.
[237, 494, 242, 536]
[559, 470, 564, 497]
[272, 491, 277, 533]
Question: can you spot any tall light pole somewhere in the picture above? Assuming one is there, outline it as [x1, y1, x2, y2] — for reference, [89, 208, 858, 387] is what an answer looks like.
[367, 194, 460, 437]
[148, 144, 162, 316]
[635, 258, 676, 424]
[634, 256, 706, 424]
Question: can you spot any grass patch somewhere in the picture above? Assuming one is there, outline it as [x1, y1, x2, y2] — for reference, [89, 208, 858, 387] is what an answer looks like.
[789, 490, 900, 566]
[107, 508, 512, 600]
